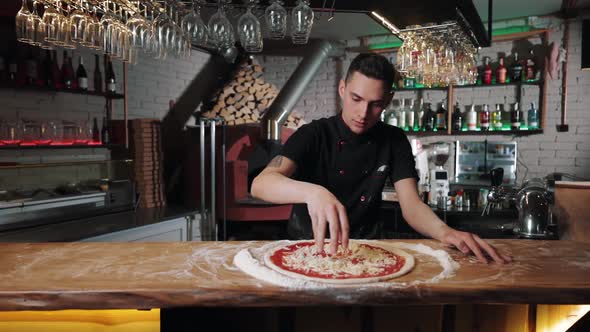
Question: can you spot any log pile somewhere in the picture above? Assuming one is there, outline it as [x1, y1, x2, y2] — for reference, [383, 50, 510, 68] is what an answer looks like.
[202, 59, 306, 129]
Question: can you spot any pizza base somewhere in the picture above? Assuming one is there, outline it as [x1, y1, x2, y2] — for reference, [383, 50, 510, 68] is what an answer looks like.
[263, 240, 415, 284]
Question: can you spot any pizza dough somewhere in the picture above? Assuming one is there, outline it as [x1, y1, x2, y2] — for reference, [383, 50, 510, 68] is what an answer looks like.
[263, 240, 415, 284]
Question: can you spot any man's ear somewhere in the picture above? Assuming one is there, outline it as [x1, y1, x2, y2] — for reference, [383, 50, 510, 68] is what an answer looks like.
[338, 79, 346, 99]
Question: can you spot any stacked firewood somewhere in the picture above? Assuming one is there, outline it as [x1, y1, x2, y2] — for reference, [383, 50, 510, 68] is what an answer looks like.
[202, 59, 306, 129]
[129, 119, 166, 209]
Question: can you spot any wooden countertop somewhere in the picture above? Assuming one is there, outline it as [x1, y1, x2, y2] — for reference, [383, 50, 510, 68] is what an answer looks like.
[0, 240, 589, 310]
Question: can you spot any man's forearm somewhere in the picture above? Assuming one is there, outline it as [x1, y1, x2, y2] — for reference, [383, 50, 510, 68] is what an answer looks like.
[251, 172, 320, 204]
[402, 202, 451, 241]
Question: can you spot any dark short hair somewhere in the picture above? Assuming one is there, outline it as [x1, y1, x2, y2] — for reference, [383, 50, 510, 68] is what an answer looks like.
[345, 53, 395, 91]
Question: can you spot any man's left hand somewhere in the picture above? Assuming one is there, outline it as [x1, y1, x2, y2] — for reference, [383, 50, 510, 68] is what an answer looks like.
[440, 229, 512, 264]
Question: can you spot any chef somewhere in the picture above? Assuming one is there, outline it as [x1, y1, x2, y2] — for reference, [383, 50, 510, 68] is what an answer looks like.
[251, 53, 511, 264]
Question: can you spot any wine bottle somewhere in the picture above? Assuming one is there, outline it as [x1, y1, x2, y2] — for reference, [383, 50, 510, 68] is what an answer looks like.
[68, 53, 78, 90]
[435, 100, 447, 131]
[61, 50, 73, 89]
[482, 57, 492, 85]
[42, 50, 52, 87]
[480, 104, 490, 131]
[101, 117, 110, 145]
[8, 56, 17, 83]
[25, 47, 37, 86]
[0, 56, 6, 82]
[92, 117, 100, 142]
[423, 103, 435, 131]
[526, 49, 536, 82]
[51, 50, 62, 89]
[511, 51, 523, 82]
[106, 60, 116, 94]
[510, 103, 522, 130]
[76, 56, 88, 91]
[492, 104, 503, 130]
[93, 54, 103, 93]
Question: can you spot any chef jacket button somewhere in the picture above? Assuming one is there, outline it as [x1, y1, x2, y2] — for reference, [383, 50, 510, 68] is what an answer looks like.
[339, 170, 345, 175]
[360, 195, 366, 202]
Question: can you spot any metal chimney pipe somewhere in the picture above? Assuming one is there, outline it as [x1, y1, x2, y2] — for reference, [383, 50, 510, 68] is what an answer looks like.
[261, 39, 336, 142]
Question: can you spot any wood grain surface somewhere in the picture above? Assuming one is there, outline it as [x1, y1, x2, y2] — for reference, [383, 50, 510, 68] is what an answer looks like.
[0, 240, 588, 311]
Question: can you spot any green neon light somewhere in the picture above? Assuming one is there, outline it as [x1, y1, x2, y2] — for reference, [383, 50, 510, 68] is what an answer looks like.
[368, 41, 403, 50]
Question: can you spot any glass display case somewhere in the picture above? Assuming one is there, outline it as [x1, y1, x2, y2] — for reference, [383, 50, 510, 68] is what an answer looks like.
[0, 160, 135, 232]
[454, 140, 517, 186]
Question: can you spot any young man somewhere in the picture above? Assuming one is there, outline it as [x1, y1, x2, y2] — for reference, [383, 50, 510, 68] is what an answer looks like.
[251, 53, 511, 264]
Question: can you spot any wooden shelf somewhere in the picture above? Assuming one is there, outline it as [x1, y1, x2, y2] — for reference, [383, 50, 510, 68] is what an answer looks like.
[404, 129, 543, 136]
[0, 84, 124, 99]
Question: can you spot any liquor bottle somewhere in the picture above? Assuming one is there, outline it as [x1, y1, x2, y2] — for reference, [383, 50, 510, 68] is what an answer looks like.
[452, 102, 463, 132]
[41, 50, 53, 87]
[101, 117, 110, 145]
[92, 117, 100, 142]
[510, 103, 522, 130]
[525, 49, 536, 81]
[467, 104, 477, 130]
[61, 51, 74, 89]
[435, 100, 447, 131]
[68, 53, 77, 90]
[25, 47, 37, 86]
[106, 59, 116, 94]
[482, 57, 492, 85]
[93, 54, 103, 93]
[511, 51, 523, 82]
[480, 104, 491, 131]
[0, 56, 6, 82]
[423, 103, 435, 131]
[416, 98, 424, 130]
[51, 50, 62, 89]
[76, 56, 88, 91]
[527, 102, 539, 129]
[406, 99, 415, 132]
[496, 56, 507, 84]
[397, 99, 406, 130]
[492, 104, 503, 130]
[8, 56, 17, 83]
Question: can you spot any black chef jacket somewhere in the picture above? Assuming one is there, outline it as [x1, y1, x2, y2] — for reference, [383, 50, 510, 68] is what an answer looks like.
[280, 113, 419, 239]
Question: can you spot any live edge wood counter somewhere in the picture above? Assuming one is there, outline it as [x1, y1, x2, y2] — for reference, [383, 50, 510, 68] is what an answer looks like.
[0, 240, 589, 311]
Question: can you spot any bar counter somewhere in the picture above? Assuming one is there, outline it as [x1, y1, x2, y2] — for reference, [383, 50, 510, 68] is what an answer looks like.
[0, 239, 588, 311]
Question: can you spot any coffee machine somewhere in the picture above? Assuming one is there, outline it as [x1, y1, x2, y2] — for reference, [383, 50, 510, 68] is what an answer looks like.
[429, 142, 450, 206]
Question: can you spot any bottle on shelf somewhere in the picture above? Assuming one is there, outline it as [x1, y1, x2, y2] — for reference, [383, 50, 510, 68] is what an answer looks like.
[423, 103, 435, 131]
[76, 55, 88, 91]
[452, 102, 463, 132]
[94, 54, 103, 93]
[406, 99, 415, 132]
[51, 50, 62, 89]
[527, 102, 539, 129]
[511, 51, 523, 82]
[435, 100, 447, 131]
[61, 50, 74, 89]
[0, 56, 6, 82]
[25, 46, 38, 86]
[397, 99, 406, 130]
[496, 56, 507, 84]
[8, 56, 17, 83]
[92, 117, 100, 142]
[482, 57, 492, 85]
[526, 49, 536, 81]
[416, 98, 424, 131]
[386, 103, 397, 127]
[510, 103, 522, 130]
[492, 104, 503, 130]
[101, 117, 110, 145]
[467, 104, 478, 131]
[480, 104, 491, 131]
[106, 59, 116, 95]
[42, 50, 53, 87]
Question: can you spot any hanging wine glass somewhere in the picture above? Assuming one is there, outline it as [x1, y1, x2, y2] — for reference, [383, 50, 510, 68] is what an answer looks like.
[127, 1, 149, 49]
[265, 0, 287, 40]
[16, 0, 32, 43]
[69, 0, 86, 43]
[182, 0, 208, 47]
[57, 2, 76, 49]
[207, 1, 235, 51]
[27, 1, 44, 46]
[172, 4, 186, 59]
[238, 0, 263, 53]
[290, 0, 313, 44]
[157, 1, 177, 60]
[100, 0, 117, 55]
[84, 4, 102, 50]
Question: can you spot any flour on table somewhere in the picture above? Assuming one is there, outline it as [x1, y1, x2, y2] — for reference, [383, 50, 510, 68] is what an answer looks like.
[233, 240, 460, 289]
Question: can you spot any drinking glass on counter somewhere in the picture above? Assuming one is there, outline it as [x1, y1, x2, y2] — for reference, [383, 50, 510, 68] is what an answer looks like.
[0, 120, 23, 146]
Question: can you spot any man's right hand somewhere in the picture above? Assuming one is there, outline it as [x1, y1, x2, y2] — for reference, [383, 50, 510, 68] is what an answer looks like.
[304, 186, 350, 255]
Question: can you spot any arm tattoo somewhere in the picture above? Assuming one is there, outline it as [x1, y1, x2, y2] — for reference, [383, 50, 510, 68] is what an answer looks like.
[268, 155, 284, 168]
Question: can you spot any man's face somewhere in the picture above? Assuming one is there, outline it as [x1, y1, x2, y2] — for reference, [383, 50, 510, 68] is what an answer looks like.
[338, 72, 393, 135]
